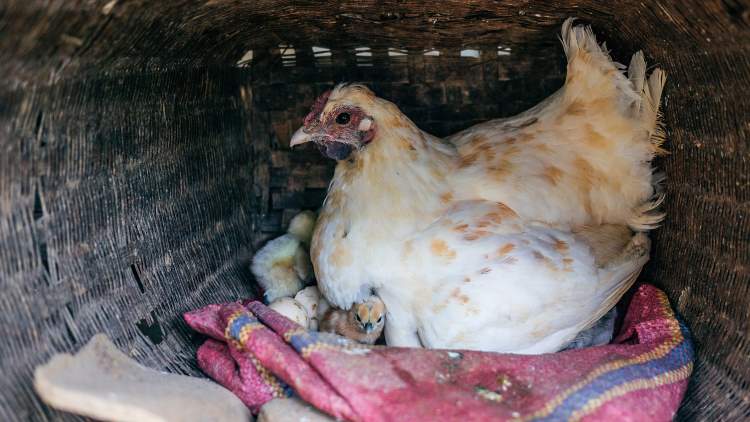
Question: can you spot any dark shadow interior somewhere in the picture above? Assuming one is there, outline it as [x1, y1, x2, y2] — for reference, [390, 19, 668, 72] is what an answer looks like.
[1, 1, 748, 420]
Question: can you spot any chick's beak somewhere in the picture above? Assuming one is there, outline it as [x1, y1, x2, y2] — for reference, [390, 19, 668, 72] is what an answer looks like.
[363, 322, 374, 333]
[289, 127, 311, 147]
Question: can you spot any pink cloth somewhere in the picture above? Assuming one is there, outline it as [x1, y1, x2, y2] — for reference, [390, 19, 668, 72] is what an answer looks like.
[184, 284, 693, 421]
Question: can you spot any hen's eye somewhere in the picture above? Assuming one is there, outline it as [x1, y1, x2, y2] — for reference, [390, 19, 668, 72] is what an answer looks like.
[336, 112, 351, 125]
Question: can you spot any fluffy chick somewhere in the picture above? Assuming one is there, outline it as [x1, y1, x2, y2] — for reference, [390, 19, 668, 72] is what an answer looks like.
[294, 286, 322, 330]
[319, 296, 385, 345]
[251, 211, 317, 302]
[287, 209, 317, 247]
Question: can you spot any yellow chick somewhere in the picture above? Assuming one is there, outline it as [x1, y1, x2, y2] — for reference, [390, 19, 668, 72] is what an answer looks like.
[251, 211, 317, 302]
[319, 296, 385, 345]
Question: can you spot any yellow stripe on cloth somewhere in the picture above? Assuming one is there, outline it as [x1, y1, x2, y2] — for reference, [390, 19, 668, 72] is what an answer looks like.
[569, 363, 693, 421]
[523, 292, 684, 421]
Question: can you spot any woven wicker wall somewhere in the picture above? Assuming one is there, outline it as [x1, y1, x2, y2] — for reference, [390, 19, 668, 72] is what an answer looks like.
[1, 1, 748, 420]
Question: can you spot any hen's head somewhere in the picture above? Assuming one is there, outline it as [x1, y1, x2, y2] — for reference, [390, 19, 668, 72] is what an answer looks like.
[290, 84, 379, 160]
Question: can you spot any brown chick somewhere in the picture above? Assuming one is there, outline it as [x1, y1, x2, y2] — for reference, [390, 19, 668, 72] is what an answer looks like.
[319, 296, 385, 345]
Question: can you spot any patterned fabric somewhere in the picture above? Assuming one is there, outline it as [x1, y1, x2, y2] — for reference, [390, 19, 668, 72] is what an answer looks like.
[184, 284, 693, 421]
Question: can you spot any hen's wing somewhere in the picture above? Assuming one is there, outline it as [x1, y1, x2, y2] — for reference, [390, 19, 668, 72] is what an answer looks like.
[395, 200, 647, 353]
[447, 19, 665, 231]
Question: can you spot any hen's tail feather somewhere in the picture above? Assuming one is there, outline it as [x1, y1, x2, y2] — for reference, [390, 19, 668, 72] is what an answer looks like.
[647, 69, 668, 156]
[561, 18, 668, 231]
[629, 193, 666, 231]
[628, 51, 647, 101]
[560, 18, 639, 107]
[562, 19, 667, 154]
[629, 52, 668, 156]
[627, 51, 668, 230]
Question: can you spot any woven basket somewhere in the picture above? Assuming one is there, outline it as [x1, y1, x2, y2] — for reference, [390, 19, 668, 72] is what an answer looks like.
[1, 1, 748, 420]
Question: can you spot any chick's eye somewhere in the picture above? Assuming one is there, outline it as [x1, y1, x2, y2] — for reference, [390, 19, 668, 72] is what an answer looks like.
[377, 316, 383, 323]
[336, 112, 351, 125]
[355, 314, 362, 322]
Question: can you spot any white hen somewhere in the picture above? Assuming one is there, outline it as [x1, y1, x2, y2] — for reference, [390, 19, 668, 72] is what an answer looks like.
[291, 20, 664, 353]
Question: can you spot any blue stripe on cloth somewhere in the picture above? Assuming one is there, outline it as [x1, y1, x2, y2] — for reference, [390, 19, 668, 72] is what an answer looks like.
[535, 319, 694, 421]
[228, 313, 259, 340]
[288, 329, 354, 353]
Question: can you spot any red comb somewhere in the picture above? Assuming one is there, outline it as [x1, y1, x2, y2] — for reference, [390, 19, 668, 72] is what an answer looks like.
[304, 89, 332, 127]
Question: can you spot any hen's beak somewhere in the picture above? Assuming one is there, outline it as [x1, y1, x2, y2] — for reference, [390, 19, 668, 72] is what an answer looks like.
[290, 127, 311, 147]
[290, 125, 355, 160]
